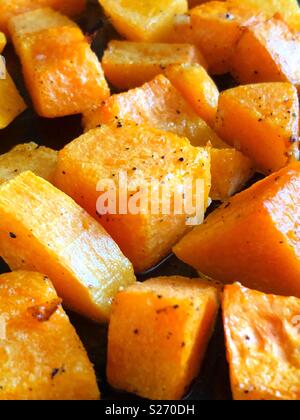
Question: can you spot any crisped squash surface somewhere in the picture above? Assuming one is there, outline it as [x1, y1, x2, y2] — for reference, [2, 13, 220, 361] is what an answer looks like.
[84, 74, 221, 148]
[231, 18, 300, 90]
[223, 283, 300, 400]
[102, 40, 206, 90]
[0, 270, 99, 400]
[0, 142, 57, 184]
[189, 2, 263, 74]
[107, 276, 220, 400]
[55, 125, 211, 273]
[8, 8, 109, 118]
[0, 70, 26, 129]
[99, 0, 188, 42]
[0, 171, 136, 322]
[174, 163, 300, 298]
[215, 83, 299, 174]
[165, 64, 219, 127]
[0, 0, 85, 35]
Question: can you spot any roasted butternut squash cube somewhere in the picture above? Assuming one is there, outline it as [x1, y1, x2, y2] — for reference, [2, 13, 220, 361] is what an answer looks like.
[102, 40, 207, 90]
[107, 276, 220, 400]
[210, 148, 255, 202]
[0, 142, 57, 184]
[223, 283, 300, 400]
[189, 2, 263, 74]
[8, 8, 109, 118]
[0, 270, 99, 400]
[0, 32, 6, 52]
[174, 162, 300, 298]
[165, 64, 219, 127]
[0, 69, 26, 129]
[83, 75, 222, 149]
[215, 83, 299, 174]
[230, 0, 300, 29]
[231, 17, 300, 90]
[0, 171, 136, 322]
[55, 125, 211, 273]
[99, 0, 188, 42]
[0, 0, 86, 35]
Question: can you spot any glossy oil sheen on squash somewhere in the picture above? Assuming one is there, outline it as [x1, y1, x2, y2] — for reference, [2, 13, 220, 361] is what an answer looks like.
[223, 283, 300, 400]
[8, 8, 109, 118]
[55, 125, 211, 273]
[0, 0, 86, 35]
[0, 171, 136, 322]
[102, 40, 207, 90]
[231, 17, 300, 90]
[174, 162, 300, 298]
[107, 276, 220, 400]
[83, 74, 222, 149]
[98, 0, 188, 42]
[0, 142, 57, 184]
[215, 82, 299, 174]
[0, 271, 99, 400]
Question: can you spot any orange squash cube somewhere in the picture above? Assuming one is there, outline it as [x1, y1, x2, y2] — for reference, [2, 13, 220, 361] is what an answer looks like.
[189, 2, 263, 74]
[223, 283, 300, 400]
[83, 75, 221, 149]
[0, 171, 135, 322]
[174, 162, 300, 298]
[165, 64, 219, 127]
[0, 0, 86, 35]
[230, 0, 300, 28]
[0, 270, 99, 400]
[8, 8, 109, 118]
[102, 40, 207, 90]
[0, 142, 57, 184]
[210, 148, 255, 202]
[231, 17, 300, 90]
[55, 125, 211, 273]
[215, 82, 299, 174]
[99, 0, 188, 42]
[107, 276, 220, 400]
[0, 69, 26, 128]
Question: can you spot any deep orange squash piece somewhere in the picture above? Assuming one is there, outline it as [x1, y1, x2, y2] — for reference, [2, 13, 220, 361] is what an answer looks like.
[107, 276, 220, 400]
[165, 63, 219, 127]
[0, 270, 99, 400]
[189, 2, 264, 74]
[231, 17, 300, 91]
[0, 0, 86, 35]
[174, 162, 300, 298]
[0, 70, 26, 128]
[8, 8, 109, 118]
[0, 171, 136, 322]
[102, 40, 207, 90]
[215, 82, 299, 174]
[223, 282, 300, 400]
[210, 148, 255, 202]
[55, 125, 211, 273]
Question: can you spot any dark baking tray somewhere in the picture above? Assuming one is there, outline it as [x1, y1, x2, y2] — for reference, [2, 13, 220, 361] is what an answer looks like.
[0, 0, 241, 400]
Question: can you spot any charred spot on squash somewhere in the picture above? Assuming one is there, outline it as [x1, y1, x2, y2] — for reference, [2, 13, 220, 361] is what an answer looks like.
[28, 298, 62, 322]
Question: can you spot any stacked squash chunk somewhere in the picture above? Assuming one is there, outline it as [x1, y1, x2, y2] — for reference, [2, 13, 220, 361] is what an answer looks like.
[8, 8, 109, 118]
